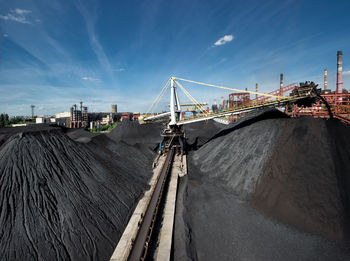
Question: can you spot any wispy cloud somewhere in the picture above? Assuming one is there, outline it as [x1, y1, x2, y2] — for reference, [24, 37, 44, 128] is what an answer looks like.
[3, 33, 8, 37]
[76, 1, 113, 80]
[82, 76, 99, 81]
[113, 68, 125, 72]
[0, 9, 33, 24]
[14, 9, 31, 15]
[214, 34, 234, 46]
[343, 70, 350, 75]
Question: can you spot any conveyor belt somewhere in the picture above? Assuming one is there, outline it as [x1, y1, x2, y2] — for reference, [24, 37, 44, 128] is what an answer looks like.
[128, 149, 175, 261]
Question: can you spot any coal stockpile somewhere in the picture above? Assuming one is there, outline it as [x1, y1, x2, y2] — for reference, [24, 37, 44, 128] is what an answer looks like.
[108, 119, 163, 146]
[65, 128, 97, 143]
[254, 118, 350, 240]
[184, 108, 288, 149]
[174, 114, 350, 260]
[0, 125, 155, 261]
[184, 120, 223, 149]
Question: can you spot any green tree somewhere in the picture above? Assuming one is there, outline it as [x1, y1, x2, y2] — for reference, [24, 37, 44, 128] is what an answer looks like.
[9, 116, 24, 125]
[4, 114, 9, 126]
[0, 114, 5, 128]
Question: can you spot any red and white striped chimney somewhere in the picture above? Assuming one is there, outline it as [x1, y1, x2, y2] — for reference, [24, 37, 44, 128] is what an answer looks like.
[336, 51, 343, 94]
[280, 73, 283, 96]
[324, 69, 327, 91]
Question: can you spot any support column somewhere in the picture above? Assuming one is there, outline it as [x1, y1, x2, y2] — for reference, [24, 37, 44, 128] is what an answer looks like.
[169, 77, 176, 125]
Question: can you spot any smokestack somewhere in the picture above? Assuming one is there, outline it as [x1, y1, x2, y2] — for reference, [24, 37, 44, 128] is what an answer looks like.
[336, 51, 343, 94]
[280, 73, 283, 96]
[324, 69, 327, 91]
[255, 83, 258, 99]
[31, 105, 35, 119]
[80, 101, 83, 112]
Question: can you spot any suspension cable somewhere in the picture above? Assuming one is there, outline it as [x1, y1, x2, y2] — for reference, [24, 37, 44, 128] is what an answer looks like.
[175, 80, 208, 115]
[152, 82, 170, 113]
[175, 77, 285, 99]
[146, 79, 170, 114]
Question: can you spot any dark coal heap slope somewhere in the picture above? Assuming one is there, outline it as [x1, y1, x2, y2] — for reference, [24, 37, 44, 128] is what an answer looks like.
[254, 118, 350, 240]
[184, 108, 288, 149]
[175, 112, 350, 260]
[65, 128, 97, 143]
[108, 120, 163, 145]
[184, 120, 223, 148]
[0, 126, 154, 261]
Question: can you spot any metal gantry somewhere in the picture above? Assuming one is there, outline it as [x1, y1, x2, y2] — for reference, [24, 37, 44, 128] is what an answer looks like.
[140, 76, 319, 128]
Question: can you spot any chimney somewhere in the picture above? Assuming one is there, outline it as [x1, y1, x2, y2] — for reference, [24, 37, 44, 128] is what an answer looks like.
[336, 51, 343, 94]
[255, 83, 258, 100]
[280, 73, 283, 96]
[80, 101, 83, 112]
[324, 69, 327, 91]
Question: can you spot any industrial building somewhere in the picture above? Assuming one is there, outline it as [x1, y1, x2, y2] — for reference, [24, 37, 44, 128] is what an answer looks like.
[36, 117, 55, 124]
[55, 112, 71, 127]
[218, 50, 349, 124]
[285, 50, 349, 123]
[70, 101, 88, 128]
[111, 104, 117, 113]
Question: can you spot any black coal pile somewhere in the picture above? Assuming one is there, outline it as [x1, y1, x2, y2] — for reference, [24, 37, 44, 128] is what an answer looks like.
[0, 124, 157, 261]
[184, 120, 223, 149]
[254, 118, 350, 240]
[108, 119, 163, 146]
[65, 128, 97, 143]
[174, 112, 350, 260]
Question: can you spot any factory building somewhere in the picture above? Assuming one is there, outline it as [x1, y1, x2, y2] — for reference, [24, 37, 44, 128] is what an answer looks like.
[70, 101, 89, 128]
[55, 112, 71, 127]
[36, 117, 55, 124]
[228, 92, 250, 108]
[101, 114, 112, 125]
[133, 112, 140, 120]
[121, 112, 131, 121]
[279, 51, 349, 123]
[111, 104, 117, 113]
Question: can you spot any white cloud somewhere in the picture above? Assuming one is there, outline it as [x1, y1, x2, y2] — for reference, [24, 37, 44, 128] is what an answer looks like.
[3, 33, 8, 37]
[8, 13, 30, 24]
[82, 76, 99, 81]
[0, 9, 32, 24]
[343, 70, 350, 75]
[214, 34, 234, 46]
[14, 9, 31, 15]
[114, 68, 125, 72]
[0, 15, 9, 20]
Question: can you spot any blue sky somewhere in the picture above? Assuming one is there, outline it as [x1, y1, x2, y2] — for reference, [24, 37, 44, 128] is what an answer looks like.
[0, 0, 350, 116]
